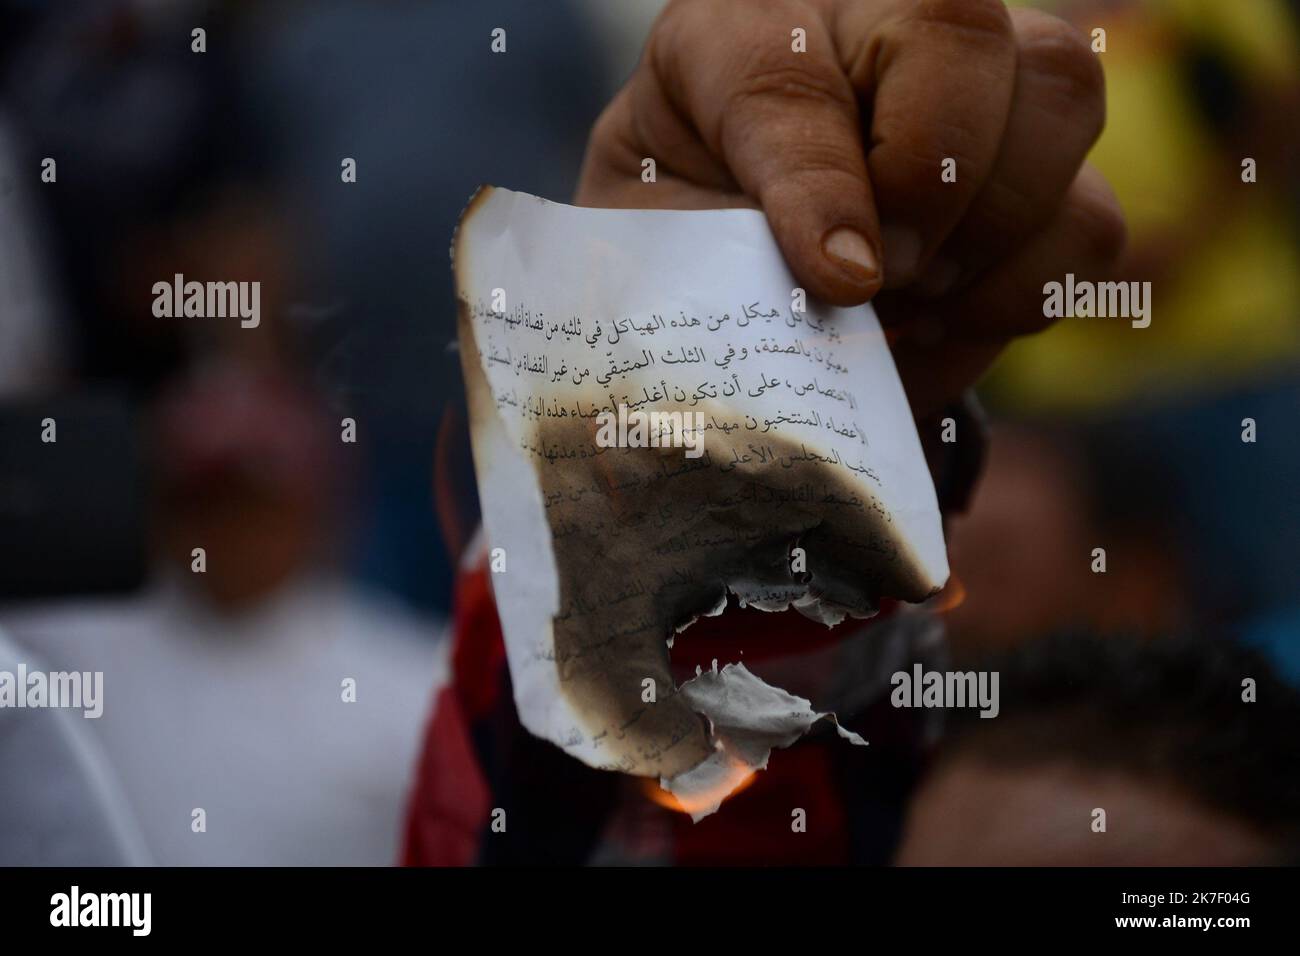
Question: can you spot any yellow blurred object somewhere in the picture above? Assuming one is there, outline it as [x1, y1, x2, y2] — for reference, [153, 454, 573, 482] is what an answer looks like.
[1176, 0, 1299, 81]
[986, 0, 1300, 414]
[988, 200, 1300, 411]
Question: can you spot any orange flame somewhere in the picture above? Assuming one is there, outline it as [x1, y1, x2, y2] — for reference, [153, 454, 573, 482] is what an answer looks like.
[641, 765, 758, 816]
[927, 574, 966, 614]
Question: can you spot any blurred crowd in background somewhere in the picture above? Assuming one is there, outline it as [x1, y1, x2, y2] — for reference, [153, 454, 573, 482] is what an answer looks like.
[0, 0, 1296, 865]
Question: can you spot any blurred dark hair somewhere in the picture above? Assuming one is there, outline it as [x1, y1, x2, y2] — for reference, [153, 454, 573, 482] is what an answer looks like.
[941, 632, 1300, 844]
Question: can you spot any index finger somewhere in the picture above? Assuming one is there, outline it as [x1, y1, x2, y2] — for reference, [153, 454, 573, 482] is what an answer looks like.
[640, 0, 884, 305]
[827, 0, 1019, 286]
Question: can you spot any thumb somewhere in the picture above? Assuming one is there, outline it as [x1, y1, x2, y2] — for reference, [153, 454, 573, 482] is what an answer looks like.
[650, 3, 881, 305]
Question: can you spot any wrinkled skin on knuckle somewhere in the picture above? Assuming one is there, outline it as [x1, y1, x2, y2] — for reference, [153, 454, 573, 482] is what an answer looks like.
[1013, 12, 1106, 141]
[718, 48, 854, 145]
[897, 0, 1015, 48]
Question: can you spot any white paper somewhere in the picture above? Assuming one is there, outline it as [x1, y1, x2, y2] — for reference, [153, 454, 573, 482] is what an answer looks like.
[669, 660, 867, 820]
[453, 186, 948, 815]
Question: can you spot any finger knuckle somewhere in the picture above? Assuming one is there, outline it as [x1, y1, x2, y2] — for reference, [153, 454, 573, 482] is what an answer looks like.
[719, 56, 856, 158]
[875, 117, 980, 195]
[975, 177, 1042, 238]
[654, 0, 703, 40]
[904, 0, 1014, 49]
[1069, 186, 1128, 263]
[587, 96, 626, 152]
[729, 55, 855, 115]
[1015, 13, 1105, 128]
[768, 141, 860, 179]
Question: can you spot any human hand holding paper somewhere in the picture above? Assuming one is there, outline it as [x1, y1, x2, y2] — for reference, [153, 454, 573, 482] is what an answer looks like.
[452, 0, 1127, 819]
[578, 0, 1127, 419]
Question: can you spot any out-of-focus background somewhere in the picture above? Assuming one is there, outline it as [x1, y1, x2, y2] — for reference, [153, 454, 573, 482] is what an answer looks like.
[0, 0, 1296, 865]
[951, 0, 1300, 671]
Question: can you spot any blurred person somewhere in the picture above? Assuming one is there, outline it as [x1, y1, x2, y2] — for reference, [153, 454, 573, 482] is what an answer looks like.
[0, 0, 434, 613]
[404, 0, 1130, 865]
[945, 422, 1190, 660]
[947, 376, 1300, 663]
[237, 0, 612, 613]
[0, 0, 646, 617]
[0, 0, 460, 865]
[962, 0, 1300, 644]
[152, 361, 335, 610]
[0, 0, 282, 392]
[897, 632, 1300, 865]
[1, 362, 445, 865]
[1123, 377, 1300, 647]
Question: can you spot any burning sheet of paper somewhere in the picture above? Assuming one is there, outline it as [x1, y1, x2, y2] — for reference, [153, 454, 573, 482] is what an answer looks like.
[453, 186, 948, 816]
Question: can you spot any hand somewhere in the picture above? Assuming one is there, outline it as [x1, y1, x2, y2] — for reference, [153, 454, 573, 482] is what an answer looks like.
[577, 0, 1126, 419]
